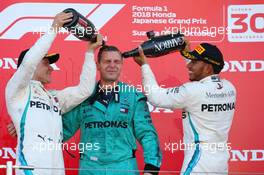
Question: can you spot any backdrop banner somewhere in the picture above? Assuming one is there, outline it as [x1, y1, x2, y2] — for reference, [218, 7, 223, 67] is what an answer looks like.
[0, 0, 263, 174]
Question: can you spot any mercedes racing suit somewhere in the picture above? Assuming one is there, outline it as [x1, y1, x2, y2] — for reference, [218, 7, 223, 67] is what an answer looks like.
[63, 82, 162, 175]
[141, 64, 236, 175]
[5, 30, 96, 175]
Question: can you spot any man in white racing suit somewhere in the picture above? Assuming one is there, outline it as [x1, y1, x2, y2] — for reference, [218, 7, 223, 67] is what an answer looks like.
[133, 42, 236, 175]
[5, 12, 102, 175]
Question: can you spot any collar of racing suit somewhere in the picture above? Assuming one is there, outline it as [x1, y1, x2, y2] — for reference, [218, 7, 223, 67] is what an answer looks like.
[30, 80, 44, 87]
[89, 81, 120, 106]
[199, 74, 220, 83]
[30, 80, 52, 98]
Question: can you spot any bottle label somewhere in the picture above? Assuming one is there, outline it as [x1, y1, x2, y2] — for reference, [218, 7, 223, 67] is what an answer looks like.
[78, 17, 88, 27]
[75, 23, 86, 35]
[154, 37, 185, 52]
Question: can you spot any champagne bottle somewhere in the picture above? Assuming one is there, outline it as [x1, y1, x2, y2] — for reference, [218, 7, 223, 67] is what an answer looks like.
[122, 31, 185, 58]
[63, 8, 97, 42]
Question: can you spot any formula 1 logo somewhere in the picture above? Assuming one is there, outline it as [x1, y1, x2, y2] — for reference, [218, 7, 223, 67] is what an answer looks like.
[228, 4, 264, 42]
[0, 3, 125, 40]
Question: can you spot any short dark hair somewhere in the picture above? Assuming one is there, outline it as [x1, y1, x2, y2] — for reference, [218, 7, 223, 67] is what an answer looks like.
[97, 45, 122, 62]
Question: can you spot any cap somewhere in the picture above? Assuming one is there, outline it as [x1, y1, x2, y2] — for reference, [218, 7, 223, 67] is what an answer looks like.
[181, 43, 224, 71]
[17, 48, 60, 68]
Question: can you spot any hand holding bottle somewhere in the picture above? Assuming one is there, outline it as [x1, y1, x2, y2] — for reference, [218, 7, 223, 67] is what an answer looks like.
[51, 12, 73, 32]
[87, 34, 104, 51]
[133, 46, 148, 66]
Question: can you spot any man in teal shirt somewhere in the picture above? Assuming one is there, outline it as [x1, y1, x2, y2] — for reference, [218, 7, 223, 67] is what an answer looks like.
[62, 45, 162, 175]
